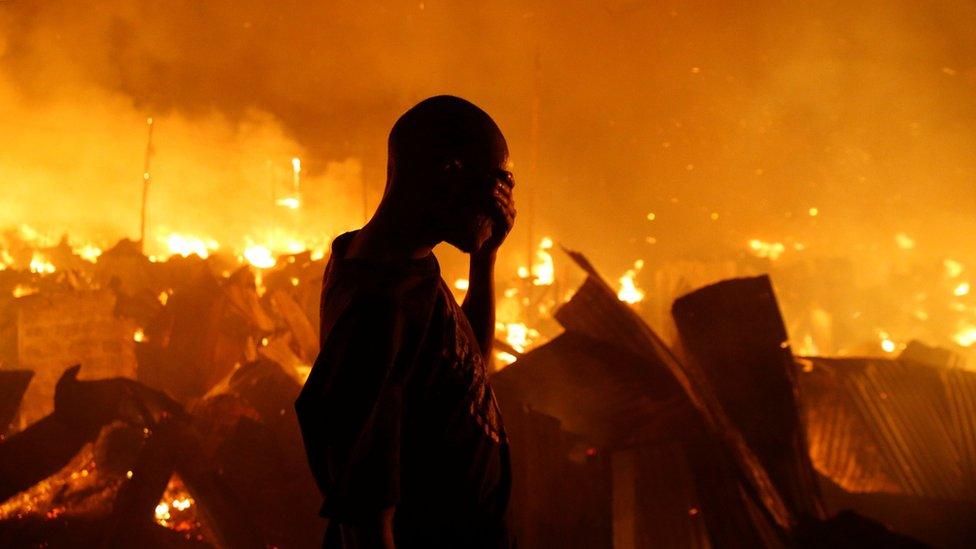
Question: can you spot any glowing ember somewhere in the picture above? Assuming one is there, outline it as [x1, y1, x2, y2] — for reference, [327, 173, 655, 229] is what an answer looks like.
[953, 282, 970, 297]
[617, 259, 645, 304]
[454, 278, 470, 291]
[496, 351, 517, 366]
[12, 284, 38, 298]
[154, 474, 197, 532]
[895, 232, 916, 250]
[878, 331, 897, 353]
[945, 259, 964, 278]
[133, 328, 145, 342]
[154, 502, 171, 522]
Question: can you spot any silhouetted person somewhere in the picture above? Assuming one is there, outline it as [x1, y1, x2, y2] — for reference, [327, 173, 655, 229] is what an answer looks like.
[295, 96, 516, 548]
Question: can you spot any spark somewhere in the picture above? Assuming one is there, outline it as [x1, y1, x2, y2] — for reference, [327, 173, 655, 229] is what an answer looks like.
[895, 233, 916, 250]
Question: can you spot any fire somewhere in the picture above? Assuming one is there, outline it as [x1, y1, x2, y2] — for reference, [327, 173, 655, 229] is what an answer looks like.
[275, 197, 301, 209]
[454, 278, 470, 291]
[154, 502, 171, 522]
[73, 243, 102, 263]
[618, 259, 645, 304]
[0, 249, 12, 270]
[953, 282, 970, 297]
[500, 322, 533, 353]
[955, 323, 976, 347]
[496, 351, 518, 366]
[243, 244, 276, 269]
[12, 284, 38, 298]
[878, 330, 898, 353]
[29, 252, 56, 274]
[518, 237, 555, 286]
[748, 239, 786, 260]
[133, 328, 145, 342]
[154, 475, 197, 532]
[162, 233, 219, 259]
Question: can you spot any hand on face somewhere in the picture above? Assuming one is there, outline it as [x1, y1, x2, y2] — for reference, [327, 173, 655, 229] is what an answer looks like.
[479, 170, 516, 254]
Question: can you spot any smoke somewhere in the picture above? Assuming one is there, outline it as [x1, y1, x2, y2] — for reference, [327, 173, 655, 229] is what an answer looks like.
[1, 0, 975, 275]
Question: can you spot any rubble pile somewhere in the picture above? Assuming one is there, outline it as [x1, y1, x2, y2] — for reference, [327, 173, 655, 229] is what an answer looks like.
[0, 236, 973, 547]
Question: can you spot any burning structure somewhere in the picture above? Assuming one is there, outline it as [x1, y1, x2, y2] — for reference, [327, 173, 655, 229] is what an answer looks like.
[0, 236, 972, 547]
[2, 0, 976, 547]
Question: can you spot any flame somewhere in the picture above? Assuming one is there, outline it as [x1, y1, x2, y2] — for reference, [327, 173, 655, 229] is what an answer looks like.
[516, 237, 555, 286]
[498, 321, 541, 354]
[12, 284, 38, 298]
[29, 252, 56, 274]
[748, 239, 786, 260]
[502, 322, 530, 352]
[154, 475, 197, 532]
[454, 278, 470, 291]
[0, 249, 12, 270]
[162, 233, 219, 259]
[275, 197, 301, 209]
[496, 351, 518, 366]
[955, 322, 976, 347]
[154, 502, 171, 523]
[878, 330, 897, 353]
[73, 243, 102, 263]
[243, 244, 276, 269]
[617, 259, 645, 304]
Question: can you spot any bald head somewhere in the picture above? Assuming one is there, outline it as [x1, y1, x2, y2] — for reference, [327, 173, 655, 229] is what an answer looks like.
[386, 95, 508, 191]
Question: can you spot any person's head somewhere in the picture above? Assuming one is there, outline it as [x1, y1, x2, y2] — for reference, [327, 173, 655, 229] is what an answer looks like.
[384, 95, 511, 253]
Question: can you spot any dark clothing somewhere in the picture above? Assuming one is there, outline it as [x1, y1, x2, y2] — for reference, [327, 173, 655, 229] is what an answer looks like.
[295, 231, 511, 548]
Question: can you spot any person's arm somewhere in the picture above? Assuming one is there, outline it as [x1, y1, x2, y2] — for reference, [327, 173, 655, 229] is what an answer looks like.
[338, 507, 396, 549]
[295, 293, 404, 547]
[462, 250, 497, 359]
[462, 172, 515, 360]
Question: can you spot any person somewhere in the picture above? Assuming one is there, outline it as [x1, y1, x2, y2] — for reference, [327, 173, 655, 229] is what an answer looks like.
[295, 95, 516, 548]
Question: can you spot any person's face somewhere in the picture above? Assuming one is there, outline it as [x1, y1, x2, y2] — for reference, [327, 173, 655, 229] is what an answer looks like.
[430, 141, 511, 253]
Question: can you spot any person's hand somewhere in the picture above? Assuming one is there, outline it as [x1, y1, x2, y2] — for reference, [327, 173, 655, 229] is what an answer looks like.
[477, 172, 516, 255]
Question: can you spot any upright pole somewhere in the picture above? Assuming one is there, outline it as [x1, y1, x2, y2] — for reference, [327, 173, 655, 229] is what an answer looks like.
[139, 117, 155, 254]
[527, 47, 541, 273]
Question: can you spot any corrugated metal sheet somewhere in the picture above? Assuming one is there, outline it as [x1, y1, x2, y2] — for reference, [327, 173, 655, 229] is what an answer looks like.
[551, 248, 795, 533]
[799, 357, 976, 501]
[940, 368, 976, 495]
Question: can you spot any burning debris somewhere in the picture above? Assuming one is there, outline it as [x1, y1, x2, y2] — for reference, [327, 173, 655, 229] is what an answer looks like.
[0, 230, 972, 547]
